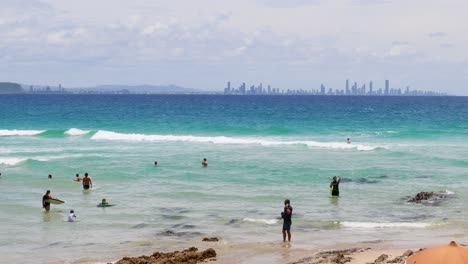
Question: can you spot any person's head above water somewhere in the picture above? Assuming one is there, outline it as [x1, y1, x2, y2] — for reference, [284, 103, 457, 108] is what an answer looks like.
[76, 174, 79, 177]
[284, 199, 290, 206]
[84, 172, 88, 177]
[70, 209, 74, 213]
[102, 198, 106, 203]
[154, 161, 158, 165]
[46, 190, 50, 195]
[48, 174, 52, 179]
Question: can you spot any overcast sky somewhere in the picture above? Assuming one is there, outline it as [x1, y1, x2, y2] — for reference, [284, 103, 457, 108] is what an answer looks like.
[1, 0, 467, 95]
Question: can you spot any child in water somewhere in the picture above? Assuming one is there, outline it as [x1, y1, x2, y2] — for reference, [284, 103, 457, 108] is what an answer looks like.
[68, 210, 77, 222]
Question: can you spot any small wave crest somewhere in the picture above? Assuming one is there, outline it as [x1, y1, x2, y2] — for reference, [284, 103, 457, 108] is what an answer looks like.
[65, 128, 91, 136]
[91, 130, 380, 151]
[0, 154, 84, 166]
[243, 218, 278, 225]
[340, 221, 432, 228]
[0, 157, 28, 165]
[0, 129, 45, 136]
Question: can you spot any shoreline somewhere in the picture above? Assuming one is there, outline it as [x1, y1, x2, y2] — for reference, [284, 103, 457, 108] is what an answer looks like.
[105, 239, 421, 264]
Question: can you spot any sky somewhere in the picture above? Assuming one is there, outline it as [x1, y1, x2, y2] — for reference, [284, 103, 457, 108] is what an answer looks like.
[1, 0, 467, 95]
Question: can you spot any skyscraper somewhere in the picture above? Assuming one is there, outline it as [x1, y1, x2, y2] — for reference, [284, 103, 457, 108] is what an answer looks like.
[346, 79, 350, 95]
[385, 80, 389, 95]
[369, 81, 373, 95]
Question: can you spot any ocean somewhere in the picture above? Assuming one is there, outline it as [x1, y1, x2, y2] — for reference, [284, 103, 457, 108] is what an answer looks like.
[0, 94, 467, 263]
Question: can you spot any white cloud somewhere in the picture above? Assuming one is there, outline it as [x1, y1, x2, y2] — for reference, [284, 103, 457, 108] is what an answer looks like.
[0, 0, 467, 95]
[142, 22, 168, 35]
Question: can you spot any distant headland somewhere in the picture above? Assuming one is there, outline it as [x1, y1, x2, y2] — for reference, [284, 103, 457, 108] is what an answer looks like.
[0, 82, 206, 94]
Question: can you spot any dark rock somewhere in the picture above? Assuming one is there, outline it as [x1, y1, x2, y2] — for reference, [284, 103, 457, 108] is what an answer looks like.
[202, 237, 219, 242]
[407, 191, 453, 204]
[114, 247, 216, 264]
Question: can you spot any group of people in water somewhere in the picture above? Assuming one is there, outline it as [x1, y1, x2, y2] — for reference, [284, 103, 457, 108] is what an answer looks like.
[41, 158, 341, 241]
[41, 158, 210, 222]
[280, 176, 341, 242]
[42, 172, 100, 222]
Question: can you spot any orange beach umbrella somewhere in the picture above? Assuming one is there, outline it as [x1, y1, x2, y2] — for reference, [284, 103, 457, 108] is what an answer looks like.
[406, 241, 468, 264]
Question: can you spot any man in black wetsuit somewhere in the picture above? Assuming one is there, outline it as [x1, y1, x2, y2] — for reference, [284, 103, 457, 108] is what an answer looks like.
[281, 199, 293, 242]
[330, 176, 341, 197]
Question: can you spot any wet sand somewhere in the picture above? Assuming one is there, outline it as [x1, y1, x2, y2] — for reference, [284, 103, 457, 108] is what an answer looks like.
[106, 238, 420, 264]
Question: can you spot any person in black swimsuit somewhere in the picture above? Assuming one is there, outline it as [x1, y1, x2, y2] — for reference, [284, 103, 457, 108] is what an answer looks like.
[330, 176, 341, 197]
[42, 190, 52, 211]
[281, 199, 293, 242]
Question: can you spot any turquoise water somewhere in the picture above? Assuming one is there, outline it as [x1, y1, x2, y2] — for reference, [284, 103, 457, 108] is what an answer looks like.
[0, 95, 467, 263]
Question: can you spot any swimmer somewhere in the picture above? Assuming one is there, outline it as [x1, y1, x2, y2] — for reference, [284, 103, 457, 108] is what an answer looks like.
[74, 174, 82, 182]
[330, 176, 341, 197]
[100, 198, 109, 206]
[68, 210, 77, 222]
[154, 161, 158, 166]
[48, 174, 52, 179]
[82, 172, 92, 190]
[202, 158, 208, 167]
[347, 138, 351, 144]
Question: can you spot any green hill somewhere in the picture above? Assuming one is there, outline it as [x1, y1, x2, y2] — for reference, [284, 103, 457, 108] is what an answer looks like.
[0, 82, 24, 94]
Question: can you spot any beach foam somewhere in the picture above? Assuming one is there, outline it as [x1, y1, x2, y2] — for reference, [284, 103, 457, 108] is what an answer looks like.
[0, 157, 28, 165]
[65, 128, 91, 136]
[91, 130, 380, 151]
[243, 218, 278, 225]
[340, 222, 432, 228]
[0, 129, 45, 136]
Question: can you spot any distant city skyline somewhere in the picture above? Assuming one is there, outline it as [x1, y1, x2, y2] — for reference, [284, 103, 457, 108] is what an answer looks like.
[224, 80, 447, 96]
[1, 1, 468, 95]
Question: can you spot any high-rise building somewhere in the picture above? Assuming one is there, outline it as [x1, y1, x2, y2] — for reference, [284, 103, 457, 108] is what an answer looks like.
[385, 80, 389, 95]
[345, 79, 350, 95]
[320, 84, 325, 95]
[369, 81, 373, 95]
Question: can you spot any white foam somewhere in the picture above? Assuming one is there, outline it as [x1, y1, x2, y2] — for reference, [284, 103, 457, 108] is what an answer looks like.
[341, 221, 432, 228]
[243, 218, 278, 225]
[34, 154, 84, 161]
[0, 129, 45, 136]
[91, 130, 380, 151]
[0, 157, 27, 165]
[65, 128, 91, 136]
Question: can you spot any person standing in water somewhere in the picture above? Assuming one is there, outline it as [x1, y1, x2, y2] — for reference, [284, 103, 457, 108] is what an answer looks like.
[154, 161, 158, 166]
[347, 138, 351, 144]
[281, 199, 293, 242]
[82, 172, 92, 190]
[330, 176, 341, 197]
[202, 158, 208, 167]
[42, 190, 52, 211]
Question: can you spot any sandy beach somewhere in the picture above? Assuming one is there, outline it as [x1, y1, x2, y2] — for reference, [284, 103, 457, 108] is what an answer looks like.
[106, 238, 422, 264]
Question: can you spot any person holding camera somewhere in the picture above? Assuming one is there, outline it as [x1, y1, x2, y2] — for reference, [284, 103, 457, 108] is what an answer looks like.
[281, 199, 293, 242]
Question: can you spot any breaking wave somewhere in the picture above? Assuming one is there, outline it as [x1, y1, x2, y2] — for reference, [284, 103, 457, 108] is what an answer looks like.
[91, 130, 381, 151]
[0, 129, 45, 136]
[64, 128, 91, 136]
[0, 154, 84, 166]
